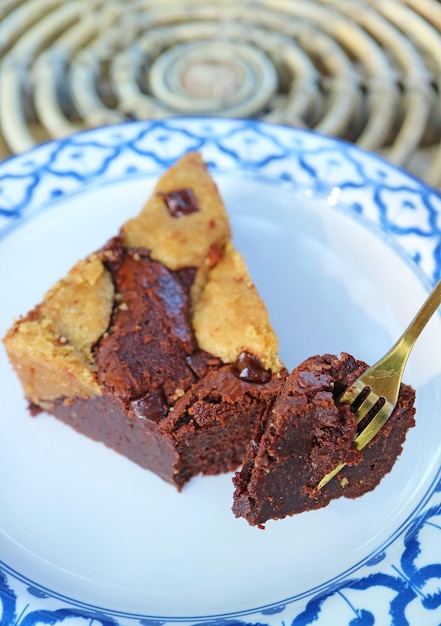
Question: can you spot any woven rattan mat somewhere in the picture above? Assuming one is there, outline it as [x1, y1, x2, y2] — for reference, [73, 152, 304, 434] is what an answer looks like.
[1, 0, 440, 186]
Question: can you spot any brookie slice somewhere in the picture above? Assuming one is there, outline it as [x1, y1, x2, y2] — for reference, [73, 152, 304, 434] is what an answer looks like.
[3, 152, 285, 489]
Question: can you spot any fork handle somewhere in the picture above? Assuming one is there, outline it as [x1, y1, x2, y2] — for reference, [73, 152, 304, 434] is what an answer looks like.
[367, 279, 441, 398]
[397, 280, 441, 352]
[394, 278, 441, 357]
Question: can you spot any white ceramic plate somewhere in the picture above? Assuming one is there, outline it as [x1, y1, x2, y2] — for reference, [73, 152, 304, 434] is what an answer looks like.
[1, 119, 441, 626]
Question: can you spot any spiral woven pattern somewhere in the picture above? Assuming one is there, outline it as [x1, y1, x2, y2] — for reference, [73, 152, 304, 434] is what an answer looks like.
[0, 0, 441, 184]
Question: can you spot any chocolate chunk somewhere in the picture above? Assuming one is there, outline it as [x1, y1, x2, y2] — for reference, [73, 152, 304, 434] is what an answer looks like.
[235, 351, 272, 384]
[131, 389, 167, 422]
[186, 352, 221, 379]
[28, 402, 44, 416]
[176, 267, 197, 289]
[159, 188, 199, 218]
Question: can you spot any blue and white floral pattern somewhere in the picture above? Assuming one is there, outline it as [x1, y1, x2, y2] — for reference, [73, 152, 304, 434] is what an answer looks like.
[1, 119, 440, 625]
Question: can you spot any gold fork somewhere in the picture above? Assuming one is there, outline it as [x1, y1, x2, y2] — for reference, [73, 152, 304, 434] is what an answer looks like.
[317, 278, 441, 491]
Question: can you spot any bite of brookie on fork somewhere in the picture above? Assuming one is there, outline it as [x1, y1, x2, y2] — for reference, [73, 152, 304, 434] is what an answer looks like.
[232, 280, 441, 527]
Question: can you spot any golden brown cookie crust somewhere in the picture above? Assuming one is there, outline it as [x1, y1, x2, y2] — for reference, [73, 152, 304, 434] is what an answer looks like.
[192, 242, 283, 373]
[122, 152, 231, 271]
[3, 255, 113, 403]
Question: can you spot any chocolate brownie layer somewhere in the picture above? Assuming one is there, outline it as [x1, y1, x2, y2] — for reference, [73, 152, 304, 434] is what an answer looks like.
[162, 365, 284, 487]
[48, 365, 283, 488]
[232, 353, 416, 526]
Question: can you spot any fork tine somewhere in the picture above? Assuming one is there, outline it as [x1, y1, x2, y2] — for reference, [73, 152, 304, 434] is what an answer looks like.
[354, 401, 394, 450]
[339, 379, 365, 405]
[353, 389, 380, 422]
[315, 400, 394, 492]
[340, 379, 381, 422]
[316, 462, 346, 490]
